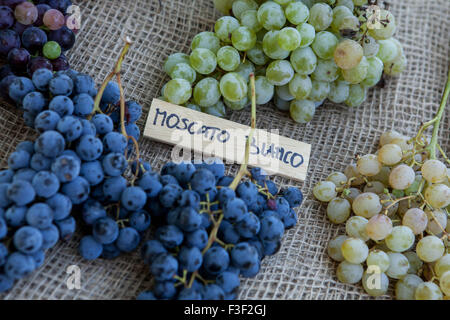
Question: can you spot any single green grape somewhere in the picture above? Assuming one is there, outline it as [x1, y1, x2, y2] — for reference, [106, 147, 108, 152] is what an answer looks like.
[338, 15, 360, 37]
[376, 38, 400, 64]
[290, 100, 315, 124]
[384, 54, 407, 76]
[224, 96, 249, 111]
[336, 261, 364, 284]
[336, 0, 354, 11]
[251, 76, 274, 105]
[215, 16, 240, 43]
[285, 1, 309, 25]
[262, 30, 290, 60]
[328, 80, 350, 103]
[43, 41, 61, 60]
[277, 27, 301, 52]
[330, 5, 353, 33]
[190, 48, 217, 75]
[274, 93, 291, 111]
[219, 72, 248, 102]
[232, 0, 259, 20]
[312, 59, 339, 82]
[311, 31, 338, 60]
[342, 56, 369, 84]
[246, 42, 269, 66]
[345, 83, 366, 107]
[362, 271, 389, 297]
[232, 26, 257, 51]
[193, 77, 221, 107]
[290, 46, 317, 75]
[266, 60, 295, 86]
[289, 74, 312, 100]
[361, 56, 383, 88]
[163, 52, 190, 74]
[368, 9, 396, 40]
[186, 103, 201, 112]
[235, 60, 255, 82]
[257, 1, 286, 31]
[308, 3, 333, 31]
[296, 23, 315, 48]
[213, 0, 234, 15]
[169, 63, 196, 84]
[201, 100, 227, 118]
[191, 31, 221, 54]
[276, 83, 294, 101]
[361, 35, 380, 58]
[308, 79, 330, 101]
[164, 79, 192, 105]
[240, 9, 262, 32]
[217, 46, 241, 72]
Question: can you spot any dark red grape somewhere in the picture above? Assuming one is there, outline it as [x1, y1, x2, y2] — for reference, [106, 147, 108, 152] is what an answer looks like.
[11, 20, 30, 36]
[47, 0, 72, 14]
[0, 65, 13, 81]
[0, 74, 17, 99]
[34, 3, 52, 27]
[0, 6, 14, 29]
[27, 56, 53, 76]
[21, 26, 48, 52]
[48, 26, 75, 51]
[51, 54, 70, 71]
[0, 28, 20, 57]
[7, 47, 31, 71]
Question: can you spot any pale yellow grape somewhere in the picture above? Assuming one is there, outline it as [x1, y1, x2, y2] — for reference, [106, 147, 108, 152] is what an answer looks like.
[345, 84, 366, 107]
[425, 209, 447, 236]
[390, 135, 413, 152]
[273, 94, 290, 111]
[191, 31, 221, 54]
[377, 143, 402, 166]
[385, 226, 415, 252]
[213, 0, 234, 15]
[367, 250, 390, 273]
[240, 10, 262, 32]
[262, 31, 290, 60]
[404, 251, 423, 275]
[169, 63, 196, 84]
[376, 39, 400, 64]
[338, 15, 360, 37]
[341, 238, 368, 264]
[309, 80, 330, 101]
[266, 60, 294, 86]
[369, 10, 396, 40]
[363, 181, 385, 194]
[435, 254, 450, 278]
[275, 84, 294, 101]
[164, 53, 190, 74]
[336, 261, 364, 284]
[402, 208, 427, 235]
[386, 252, 410, 279]
[333, 39, 363, 70]
[344, 188, 362, 204]
[421, 160, 447, 184]
[215, 16, 240, 43]
[342, 56, 369, 84]
[219, 72, 248, 102]
[357, 154, 382, 177]
[285, 1, 309, 25]
[328, 80, 350, 103]
[232, 26, 257, 51]
[251, 76, 274, 105]
[366, 214, 392, 241]
[389, 164, 415, 190]
[424, 184, 450, 209]
[327, 197, 351, 224]
[370, 167, 391, 189]
[336, 0, 354, 11]
[290, 46, 317, 75]
[395, 274, 424, 300]
[235, 60, 255, 82]
[362, 56, 383, 88]
[163, 79, 192, 105]
[327, 172, 348, 187]
[224, 96, 249, 111]
[345, 216, 369, 241]
[352, 192, 382, 218]
[362, 271, 389, 297]
[296, 23, 315, 48]
[308, 3, 333, 31]
[190, 48, 217, 75]
[384, 54, 407, 76]
[328, 235, 349, 262]
[217, 46, 241, 72]
[380, 130, 403, 146]
[330, 5, 353, 34]
[398, 197, 422, 217]
[288, 74, 312, 100]
[439, 271, 450, 296]
[361, 35, 380, 58]
[416, 236, 445, 262]
[312, 59, 339, 83]
[312, 31, 339, 60]
[313, 180, 337, 202]
[277, 27, 301, 52]
[344, 164, 365, 186]
[257, 1, 286, 31]
[290, 99, 316, 124]
[415, 282, 444, 300]
[193, 77, 222, 107]
[232, 0, 258, 20]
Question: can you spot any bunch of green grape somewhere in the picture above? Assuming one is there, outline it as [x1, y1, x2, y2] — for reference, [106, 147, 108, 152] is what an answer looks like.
[314, 129, 450, 300]
[160, 0, 406, 123]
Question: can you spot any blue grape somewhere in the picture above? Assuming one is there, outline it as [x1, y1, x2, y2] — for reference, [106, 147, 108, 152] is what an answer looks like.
[21, 27, 47, 52]
[125, 101, 142, 123]
[101, 81, 120, 105]
[200, 158, 225, 180]
[0, 183, 11, 208]
[79, 235, 103, 260]
[22, 91, 46, 114]
[101, 243, 121, 260]
[102, 176, 127, 202]
[160, 174, 179, 186]
[72, 93, 94, 117]
[178, 189, 200, 210]
[51, 155, 80, 183]
[92, 217, 119, 245]
[54, 216, 76, 241]
[218, 220, 240, 244]
[125, 123, 140, 141]
[13, 168, 36, 183]
[32, 68, 53, 91]
[175, 206, 202, 232]
[49, 74, 73, 96]
[81, 199, 106, 225]
[236, 212, 261, 238]
[190, 168, 216, 195]
[7, 149, 30, 170]
[138, 172, 162, 198]
[7, 180, 35, 206]
[177, 287, 202, 300]
[223, 198, 247, 223]
[203, 246, 230, 275]
[73, 73, 95, 95]
[0, 170, 14, 183]
[153, 281, 177, 300]
[155, 225, 184, 249]
[4, 206, 27, 227]
[57, 115, 82, 141]
[102, 152, 127, 177]
[40, 224, 59, 249]
[129, 210, 151, 232]
[201, 284, 225, 300]
[121, 186, 147, 211]
[61, 176, 90, 204]
[161, 162, 177, 176]
[79, 160, 104, 186]
[240, 260, 260, 278]
[185, 228, 208, 250]
[49, 95, 74, 117]
[76, 135, 103, 161]
[0, 29, 20, 57]
[46, 193, 72, 221]
[30, 153, 52, 171]
[283, 187, 303, 208]
[141, 240, 167, 264]
[103, 132, 127, 154]
[115, 227, 140, 252]
[16, 141, 35, 154]
[0, 6, 14, 29]
[216, 271, 240, 294]
[34, 130, 65, 158]
[30, 250, 45, 268]
[48, 26, 75, 51]
[173, 161, 196, 185]
[130, 159, 151, 178]
[259, 214, 285, 242]
[26, 203, 54, 229]
[262, 240, 281, 256]
[92, 114, 113, 135]
[230, 242, 259, 271]
[8, 76, 35, 103]
[217, 187, 236, 206]
[0, 274, 13, 292]
[80, 119, 96, 136]
[4, 252, 35, 280]
[32, 171, 60, 198]
[150, 253, 178, 281]
[159, 183, 183, 208]
[0, 74, 17, 99]
[236, 181, 258, 205]
[34, 110, 61, 133]
[166, 207, 181, 225]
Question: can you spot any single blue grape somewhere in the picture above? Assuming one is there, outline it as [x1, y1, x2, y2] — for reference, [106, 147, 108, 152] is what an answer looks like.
[217, 187, 236, 206]
[8, 76, 35, 103]
[259, 214, 285, 242]
[159, 183, 183, 208]
[7, 149, 30, 170]
[30, 153, 52, 171]
[240, 260, 260, 278]
[138, 172, 162, 198]
[262, 239, 281, 256]
[102, 152, 127, 177]
[178, 189, 200, 210]
[184, 228, 208, 250]
[30, 250, 45, 268]
[76, 134, 103, 161]
[4, 206, 27, 227]
[73, 73, 95, 95]
[49, 95, 74, 117]
[218, 220, 241, 244]
[129, 210, 151, 232]
[283, 187, 303, 208]
[22, 91, 46, 114]
[125, 123, 140, 141]
[79, 235, 103, 260]
[230, 242, 260, 271]
[16, 141, 35, 154]
[79, 160, 104, 186]
[80, 119, 96, 136]
[115, 227, 140, 252]
[236, 181, 258, 206]
[150, 252, 178, 281]
[236, 212, 261, 238]
[190, 168, 216, 195]
[161, 162, 177, 176]
[223, 198, 247, 223]
[121, 186, 147, 211]
[216, 271, 240, 294]
[92, 114, 113, 135]
[81, 199, 106, 225]
[125, 101, 142, 123]
[72, 93, 94, 117]
[173, 161, 196, 185]
[155, 225, 184, 249]
[4, 252, 35, 280]
[34, 110, 61, 133]
[46, 193, 72, 221]
[203, 246, 230, 275]
[140, 240, 167, 264]
[153, 281, 177, 300]
[0, 274, 13, 293]
[57, 115, 83, 142]
[13, 168, 36, 183]
[49, 74, 73, 96]
[7, 180, 35, 206]
[61, 176, 90, 204]
[31, 171, 60, 198]
[175, 206, 202, 232]
[201, 158, 225, 180]
[101, 81, 120, 105]
[160, 174, 179, 186]
[34, 130, 65, 158]
[40, 224, 59, 249]
[0, 170, 14, 183]
[92, 217, 119, 245]
[32, 68, 53, 91]
[54, 216, 76, 241]
[26, 203, 54, 229]
[101, 243, 121, 260]
[21, 27, 47, 52]
[102, 176, 127, 202]
[201, 284, 225, 300]
[102, 132, 127, 154]
[51, 155, 80, 183]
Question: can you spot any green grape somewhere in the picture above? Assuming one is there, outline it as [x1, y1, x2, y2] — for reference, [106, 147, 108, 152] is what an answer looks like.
[164, 52, 190, 74]
[285, 1, 309, 25]
[352, 192, 381, 218]
[362, 271, 389, 297]
[240, 10, 262, 32]
[43, 41, 61, 60]
[336, 0, 354, 11]
[224, 96, 249, 111]
[266, 60, 294, 86]
[353, 0, 368, 5]
[219, 72, 248, 102]
[366, 250, 390, 272]
[361, 35, 380, 58]
[308, 3, 333, 31]
[421, 159, 447, 183]
[191, 31, 221, 54]
[289, 74, 312, 100]
[385, 226, 415, 253]
[334, 39, 364, 70]
[327, 197, 351, 224]
[296, 23, 315, 48]
[193, 77, 221, 107]
[232, 0, 259, 20]
[345, 83, 366, 107]
[232, 26, 257, 51]
[257, 1, 286, 31]
[404, 251, 423, 275]
[190, 48, 217, 75]
[235, 60, 255, 82]
[308, 79, 330, 101]
[311, 31, 339, 60]
[328, 80, 350, 103]
[201, 100, 227, 118]
[252, 76, 274, 105]
[346, 216, 369, 240]
[424, 184, 450, 209]
[434, 254, 450, 278]
[368, 10, 396, 40]
[313, 181, 337, 202]
[439, 271, 450, 297]
[395, 274, 423, 300]
[384, 54, 407, 76]
[246, 42, 269, 66]
[275, 84, 294, 101]
[361, 56, 383, 88]
[213, 0, 234, 15]
[415, 282, 444, 300]
[376, 38, 400, 64]
[327, 172, 348, 187]
[290, 46, 317, 75]
[341, 238, 369, 264]
[342, 56, 369, 84]
[337, 261, 364, 284]
[312, 59, 339, 82]
[330, 5, 353, 33]
[169, 63, 196, 84]
[328, 235, 349, 262]
[217, 46, 241, 72]
[277, 27, 301, 51]
[163, 79, 192, 105]
[274, 93, 291, 111]
[215, 16, 241, 43]
[416, 236, 445, 263]
[289, 100, 315, 123]
[363, 181, 386, 194]
[273, 0, 293, 4]
[186, 103, 201, 112]
[262, 30, 290, 60]
[386, 252, 410, 280]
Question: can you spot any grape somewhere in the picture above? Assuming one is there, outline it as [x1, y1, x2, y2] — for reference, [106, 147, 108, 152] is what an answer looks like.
[416, 236, 445, 263]
[22, 27, 48, 52]
[395, 274, 424, 300]
[362, 271, 389, 297]
[342, 56, 369, 84]
[285, 1, 309, 25]
[191, 31, 221, 54]
[377, 143, 402, 166]
[327, 172, 348, 187]
[217, 46, 240, 72]
[352, 192, 382, 218]
[403, 251, 423, 275]
[390, 135, 413, 152]
[246, 42, 269, 66]
[257, 1, 286, 31]
[312, 59, 339, 83]
[231, 26, 256, 51]
[289, 99, 315, 123]
[384, 54, 407, 76]
[313, 181, 337, 202]
[48, 26, 75, 51]
[361, 56, 383, 88]
[262, 30, 289, 60]
[275, 84, 294, 101]
[440, 272, 450, 297]
[344, 164, 365, 186]
[333, 39, 363, 70]
[415, 282, 443, 300]
[368, 10, 396, 40]
[290, 46, 317, 75]
[336, 0, 354, 11]
[435, 254, 450, 278]
[190, 48, 217, 75]
[7, 47, 30, 71]
[363, 181, 385, 194]
[389, 164, 415, 190]
[224, 96, 249, 111]
[0, 6, 14, 29]
[163, 79, 192, 105]
[366, 214, 392, 241]
[336, 260, 363, 284]
[424, 184, 450, 209]
[361, 36, 380, 58]
[386, 252, 409, 279]
[14, 2, 38, 25]
[366, 250, 390, 273]
[421, 160, 447, 183]
[43, 9, 65, 30]
[308, 3, 333, 31]
[43, 41, 61, 60]
[380, 130, 403, 146]
[169, 63, 196, 84]
[289, 74, 312, 100]
[193, 77, 221, 107]
[402, 208, 427, 235]
[235, 60, 255, 82]
[277, 27, 301, 52]
[376, 38, 400, 64]
[232, 0, 258, 20]
[327, 197, 351, 224]
[330, 5, 353, 33]
[296, 23, 315, 49]
[385, 226, 415, 253]
[341, 238, 368, 264]
[328, 235, 349, 262]
[219, 72, 247, 102]
[274, 93, 290, 111]
[425, 209, 447, 236]
[309, 79, 330, 101]
[357, 154, 382, 177]
[266, 60, 294, 86]
[328, 80, 349, 103]
[252, 76, 274, 105]
[213, 0, 234, 15]
[346, 216, 369, 240]
[240, 10, 262, 32]
[214, 16, 240, 43]
[311, 31, 338, 60]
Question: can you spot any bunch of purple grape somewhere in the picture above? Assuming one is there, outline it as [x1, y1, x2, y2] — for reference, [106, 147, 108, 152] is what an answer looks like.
[0, 0, 77, 82]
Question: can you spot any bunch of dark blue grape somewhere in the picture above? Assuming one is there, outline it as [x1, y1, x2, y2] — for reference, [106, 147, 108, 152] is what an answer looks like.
[0, 65, 146, 292]
[136, 162, 304, 300]
[0, 0, 77, 90]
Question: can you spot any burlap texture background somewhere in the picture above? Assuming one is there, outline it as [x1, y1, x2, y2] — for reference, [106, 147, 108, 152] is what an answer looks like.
[0, 0, 449, 300]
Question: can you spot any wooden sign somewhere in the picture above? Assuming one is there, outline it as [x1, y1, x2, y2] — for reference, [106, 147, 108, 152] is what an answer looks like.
[144, 99, 311, 182]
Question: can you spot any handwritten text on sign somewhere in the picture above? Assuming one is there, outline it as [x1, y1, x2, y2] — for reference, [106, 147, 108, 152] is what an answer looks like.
[144, 99, 311, 182]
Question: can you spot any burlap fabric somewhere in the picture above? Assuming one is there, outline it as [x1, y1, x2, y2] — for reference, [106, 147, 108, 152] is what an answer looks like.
[0, 0, 449, 300]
